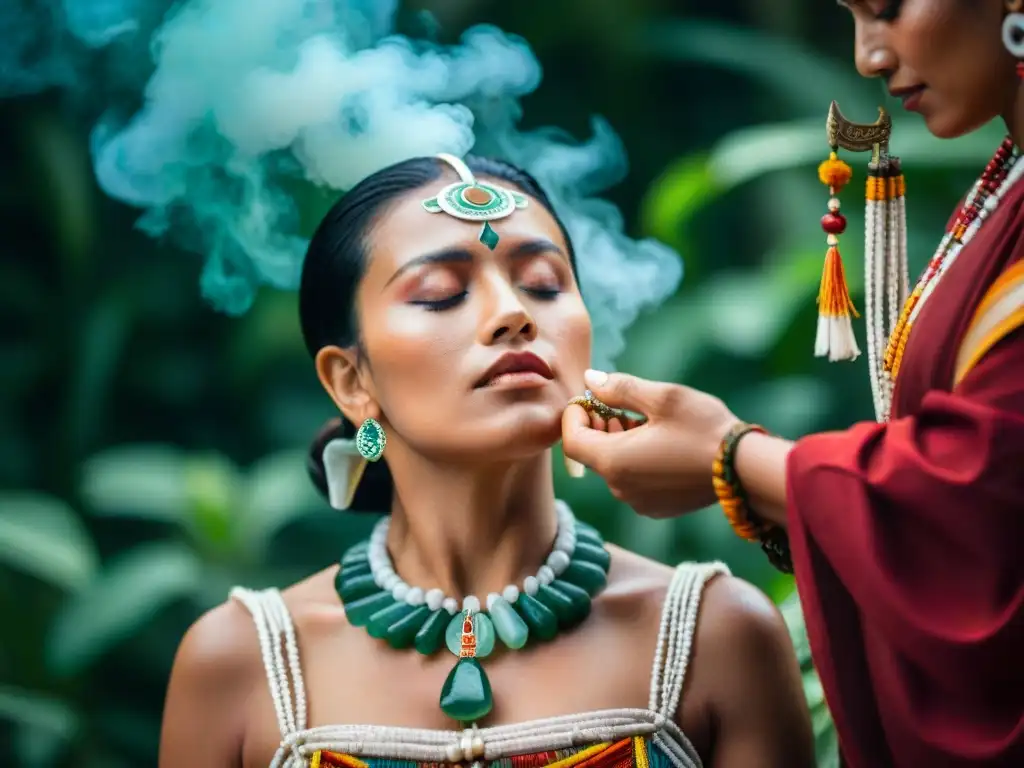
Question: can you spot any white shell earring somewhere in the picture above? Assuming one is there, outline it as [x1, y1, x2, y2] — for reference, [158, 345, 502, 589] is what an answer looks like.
[1002, 12, 1024, 59]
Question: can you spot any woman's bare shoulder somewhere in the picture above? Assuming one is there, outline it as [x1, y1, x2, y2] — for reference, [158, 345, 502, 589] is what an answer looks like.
[604, 544, 782, 640]
[601, 546, 795, 696]
[171, 566, 342, 685]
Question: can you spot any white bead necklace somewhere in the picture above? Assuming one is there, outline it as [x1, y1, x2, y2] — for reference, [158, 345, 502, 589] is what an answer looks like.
[867, 144, 1024, 421]
[366, 500, 578, 615]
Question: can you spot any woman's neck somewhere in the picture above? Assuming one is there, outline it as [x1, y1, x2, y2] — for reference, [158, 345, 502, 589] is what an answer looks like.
[384, 452, 559, 601]
[1004, 78, 1024, 149]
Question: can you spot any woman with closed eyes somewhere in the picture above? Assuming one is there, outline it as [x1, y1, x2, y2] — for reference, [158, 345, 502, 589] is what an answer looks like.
[561, 2, 1024, 766]
[156, 154, 816, 768]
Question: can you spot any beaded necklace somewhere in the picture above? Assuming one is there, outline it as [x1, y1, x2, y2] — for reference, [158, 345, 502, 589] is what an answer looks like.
[883, 137, 1023, 382]
[334, 501, 610, 723]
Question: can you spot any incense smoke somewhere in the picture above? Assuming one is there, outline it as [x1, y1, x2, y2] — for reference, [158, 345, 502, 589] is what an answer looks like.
[3, 0, 682, 368]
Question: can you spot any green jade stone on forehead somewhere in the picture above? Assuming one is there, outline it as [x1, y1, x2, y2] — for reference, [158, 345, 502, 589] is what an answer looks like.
[422, 179, 528, 251]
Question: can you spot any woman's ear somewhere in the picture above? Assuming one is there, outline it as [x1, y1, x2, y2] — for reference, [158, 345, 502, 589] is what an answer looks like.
[315, 345, 378, 424]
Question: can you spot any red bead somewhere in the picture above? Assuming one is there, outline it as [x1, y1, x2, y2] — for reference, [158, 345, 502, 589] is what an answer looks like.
[821, 212, 847, 235]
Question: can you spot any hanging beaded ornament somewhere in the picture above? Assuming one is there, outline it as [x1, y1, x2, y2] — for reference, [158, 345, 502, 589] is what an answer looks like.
[818, 102, 907, 421]
[334, 501, 611, 723]
[819, 101, 1023, 421]
[423, 153, 529, 250]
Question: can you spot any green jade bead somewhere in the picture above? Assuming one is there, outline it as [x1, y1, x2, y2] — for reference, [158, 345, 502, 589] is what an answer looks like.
[339, 560, 372, 579]
[344, 592, 395, 627]
[548, 580, 592, 624]
[336, 573, 379, 604]
[572, 542, 611, 571]
[573, 524, 602, 540]
[445, 612, 495, 658]
[414, 609, 450, 655]
[488, 596, 529, 649]
[534, 583, 577, 626]
[367, 601, 419, 639]
[384, 605, 432, 649]
[341, 544, 368, 567]
[439, 657, 493, 722]
[562, 560, 608, 596]
[514, 593, 558, 641]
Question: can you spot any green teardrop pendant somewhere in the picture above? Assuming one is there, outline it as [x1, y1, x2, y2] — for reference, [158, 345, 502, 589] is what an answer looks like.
[439, 657, 493, 722]
[479, 222, 500, 250]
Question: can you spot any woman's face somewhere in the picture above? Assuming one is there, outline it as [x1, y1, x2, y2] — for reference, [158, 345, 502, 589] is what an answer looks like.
[841, 0, 1016, 139]
[334, 178, 591, 464]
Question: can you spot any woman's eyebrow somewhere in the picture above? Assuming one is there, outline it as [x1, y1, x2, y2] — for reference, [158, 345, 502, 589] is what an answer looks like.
[384, 238, 566, 288]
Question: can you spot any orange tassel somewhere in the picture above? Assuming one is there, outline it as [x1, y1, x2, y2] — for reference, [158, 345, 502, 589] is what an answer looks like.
[818, 246, 859, 318]
[814, 245, 861, 361]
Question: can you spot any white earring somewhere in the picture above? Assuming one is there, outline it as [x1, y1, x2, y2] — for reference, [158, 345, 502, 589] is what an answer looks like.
[1002, 12, 1024, 58]
[322, 437, 367, 510]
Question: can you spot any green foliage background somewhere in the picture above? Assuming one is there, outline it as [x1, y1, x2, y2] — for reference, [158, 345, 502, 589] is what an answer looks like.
[0, 0, 1003, 766]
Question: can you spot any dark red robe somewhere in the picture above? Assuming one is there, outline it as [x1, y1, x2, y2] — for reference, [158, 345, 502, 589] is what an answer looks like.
[786, 176, 1024, 767]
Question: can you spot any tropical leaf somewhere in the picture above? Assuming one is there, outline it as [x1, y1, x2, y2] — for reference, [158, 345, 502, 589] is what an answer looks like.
[0, 493, 98, 592]
[0, 685, 79, 768]
[46, 541, 204, 677]
[0, 685, 78, 737]
[182, 452, 242, 551]
[81, 444, 190, 523]
[238, 449, 322, 557]
[642, 117, 1004, 241]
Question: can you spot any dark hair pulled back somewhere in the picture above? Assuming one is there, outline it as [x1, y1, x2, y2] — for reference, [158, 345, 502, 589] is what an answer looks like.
[300, 155, 577, 513]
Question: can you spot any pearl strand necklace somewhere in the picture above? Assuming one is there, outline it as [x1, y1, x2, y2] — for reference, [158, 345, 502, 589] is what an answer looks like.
[367, 500, 577, 615]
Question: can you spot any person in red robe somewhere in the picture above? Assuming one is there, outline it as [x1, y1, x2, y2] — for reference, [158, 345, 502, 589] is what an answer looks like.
[561, 2, 1024, 766]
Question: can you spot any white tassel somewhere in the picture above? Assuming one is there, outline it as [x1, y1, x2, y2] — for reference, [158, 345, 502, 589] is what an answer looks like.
[815, 314, 861, 362]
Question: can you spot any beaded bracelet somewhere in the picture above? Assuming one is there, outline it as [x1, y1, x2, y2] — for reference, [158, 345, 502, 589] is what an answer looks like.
[712, 422, 767, 542]
[711, 421, 793, 573]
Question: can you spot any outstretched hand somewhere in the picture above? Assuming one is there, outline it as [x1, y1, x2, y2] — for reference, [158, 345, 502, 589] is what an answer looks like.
[562, 370, 740, 518]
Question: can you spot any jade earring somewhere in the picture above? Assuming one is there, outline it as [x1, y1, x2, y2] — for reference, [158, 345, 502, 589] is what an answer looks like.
[355, 417, 387, 462]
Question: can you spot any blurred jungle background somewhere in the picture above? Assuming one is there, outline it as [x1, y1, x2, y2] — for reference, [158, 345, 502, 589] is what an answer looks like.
[0, 0, 1005, 766]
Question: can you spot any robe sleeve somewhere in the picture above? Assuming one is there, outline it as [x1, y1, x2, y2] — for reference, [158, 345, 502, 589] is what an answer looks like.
[785, 329, 1024, 767]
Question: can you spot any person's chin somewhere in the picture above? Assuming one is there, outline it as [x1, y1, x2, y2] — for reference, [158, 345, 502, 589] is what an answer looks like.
[921, 106, 989, 141]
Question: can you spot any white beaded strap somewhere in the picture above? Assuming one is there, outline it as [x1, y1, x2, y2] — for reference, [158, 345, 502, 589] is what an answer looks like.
[648, 562, 730, 721]
[271, 708, 702, 768]
[230, 587, 308, 739]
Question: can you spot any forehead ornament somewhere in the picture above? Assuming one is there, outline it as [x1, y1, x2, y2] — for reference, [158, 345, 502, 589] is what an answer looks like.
[422, 153, 529, 250]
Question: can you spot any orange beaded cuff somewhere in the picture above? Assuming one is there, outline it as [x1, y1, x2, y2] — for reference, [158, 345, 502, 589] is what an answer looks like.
[711, 422, 767, 542]
[712, 422, 794, 574]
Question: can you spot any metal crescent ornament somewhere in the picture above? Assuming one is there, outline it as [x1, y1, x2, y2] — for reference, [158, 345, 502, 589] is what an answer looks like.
[826, 100, 892, 155]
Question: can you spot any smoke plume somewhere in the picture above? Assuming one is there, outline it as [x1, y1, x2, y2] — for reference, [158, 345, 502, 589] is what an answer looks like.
[4, 0, 683, 368]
